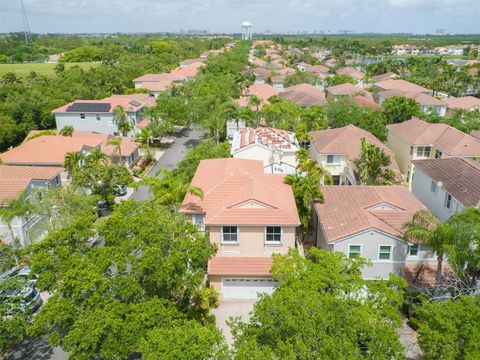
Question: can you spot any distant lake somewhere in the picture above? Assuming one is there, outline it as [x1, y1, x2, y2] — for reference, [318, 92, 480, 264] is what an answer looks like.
[358, 57, 468, 65]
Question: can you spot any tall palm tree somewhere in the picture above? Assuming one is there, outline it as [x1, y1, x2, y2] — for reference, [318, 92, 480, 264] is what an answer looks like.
[248, 95, 262, 112]
[59, 125, 74, 137]
[403, 210, 452, 295]
[106, 137, 122, 165]
[135, 127, 153, 147]
[86, 148, 108, 166]
[297, 158, 333, 185]
[63, 151, 84, 176]
[113, 105, 134, 137]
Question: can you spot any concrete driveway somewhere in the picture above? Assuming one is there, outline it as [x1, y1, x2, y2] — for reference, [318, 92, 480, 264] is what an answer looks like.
[211, 300, 256, 346]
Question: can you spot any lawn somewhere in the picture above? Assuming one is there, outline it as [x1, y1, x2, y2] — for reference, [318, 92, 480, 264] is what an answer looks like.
[0, 62, 100, 77]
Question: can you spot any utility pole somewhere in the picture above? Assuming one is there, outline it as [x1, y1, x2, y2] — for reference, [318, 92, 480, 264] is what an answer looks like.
[20, 0, 32, 44]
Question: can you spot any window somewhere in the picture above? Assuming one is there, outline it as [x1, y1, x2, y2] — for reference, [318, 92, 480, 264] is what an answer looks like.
[435, 150, 442, 159]
[80, 113, 86, 119]
[348, 245, 361, 259]
[331, 175, 341, 185]
[416, 146, 431, 158]
[326, 155, 340, 164]
[410, 146, 413, 155]
[96, 114, 101, 121]
[192, 214, 205, 231]
[222, 226, 238, 243]
[444, 193, 452, 210]
[378, 245, 392, 260]
[430, 181, 438, 193]
[265, 226, 282, 244]
[408, 244, 419, 257]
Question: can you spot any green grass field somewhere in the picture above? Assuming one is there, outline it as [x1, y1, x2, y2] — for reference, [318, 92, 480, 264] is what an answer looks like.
[0, 62, 100, 77]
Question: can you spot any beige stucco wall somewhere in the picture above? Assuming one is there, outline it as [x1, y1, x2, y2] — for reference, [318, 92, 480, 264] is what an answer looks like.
[309, 146, 353, 184]
[233, 145, 297, 173]
[386, 131, 413, 176]
[208, 225, 296, 257]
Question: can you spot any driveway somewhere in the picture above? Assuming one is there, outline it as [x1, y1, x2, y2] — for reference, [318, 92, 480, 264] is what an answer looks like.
[132, 128, 207, 202]
[211, 300, 256, 346]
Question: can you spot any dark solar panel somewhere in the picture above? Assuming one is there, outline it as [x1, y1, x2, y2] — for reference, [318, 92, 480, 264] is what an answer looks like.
[129, 100, 142, 107]
[66, 102, 111, 113]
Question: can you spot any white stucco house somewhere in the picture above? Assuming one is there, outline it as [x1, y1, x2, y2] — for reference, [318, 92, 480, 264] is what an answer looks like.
[231, 126, 299, 174]
[411, 158, 480, 222]
[313, 185, 436, 280]
[0, 166, 63, 248]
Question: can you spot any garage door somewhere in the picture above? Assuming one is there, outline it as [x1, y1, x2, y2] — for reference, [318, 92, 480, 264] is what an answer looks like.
[222, 278, 278, 299]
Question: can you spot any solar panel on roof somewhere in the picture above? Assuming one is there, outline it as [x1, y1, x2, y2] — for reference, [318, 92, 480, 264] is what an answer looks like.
[66, 102, 111, 113]
[129, 100, 142, 107]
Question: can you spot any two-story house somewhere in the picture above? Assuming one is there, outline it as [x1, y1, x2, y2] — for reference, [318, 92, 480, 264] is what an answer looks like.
[444, 96, 480, 117]
[377, 90, 447, 117]
[336, 67, 366, 88]
[52, 94, 154, 137]
[180, 158, 300, 299]
[231, 126, 299, 174]
[325, 83, 372, 101]
[313, 185, 434, 280]
[279, 83, 327, 107]
[309, 125, 401, 185]
[386, 118, 480, 185]
[0, 166, 63, 247]
[411, 158, 480, 222]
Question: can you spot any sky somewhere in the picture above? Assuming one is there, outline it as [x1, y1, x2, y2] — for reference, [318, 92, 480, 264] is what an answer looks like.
[0, 0, 479, 34]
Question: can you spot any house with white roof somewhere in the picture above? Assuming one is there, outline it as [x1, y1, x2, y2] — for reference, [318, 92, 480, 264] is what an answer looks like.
[231, 126, 299, 174]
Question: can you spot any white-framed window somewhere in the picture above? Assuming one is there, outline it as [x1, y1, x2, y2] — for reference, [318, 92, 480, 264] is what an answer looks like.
[408, 244, 419, 257]
[80, 113, 86, 119]
[326, 155, 341, 165]
[192, 214, 205, 231]
[378, 245, 392, 261]
[222, 226, 239, 244]
[96, 114, 101, 121]
[416, 146, 431, 158]
[430, 181, 438, 193]
[444, 193, 452, 210]
[348, 245, 362, 259]
[265, 226, 282, 244]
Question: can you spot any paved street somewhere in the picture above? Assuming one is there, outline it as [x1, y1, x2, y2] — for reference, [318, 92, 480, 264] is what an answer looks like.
[4, 337, 68, 360]
[132, 127, 207, 202]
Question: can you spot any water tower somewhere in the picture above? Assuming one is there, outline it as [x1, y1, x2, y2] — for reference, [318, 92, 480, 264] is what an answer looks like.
[241, 21, 252, 40]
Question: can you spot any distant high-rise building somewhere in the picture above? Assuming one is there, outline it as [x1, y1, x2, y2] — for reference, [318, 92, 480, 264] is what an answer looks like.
[241, 21, 252, 40]
[436, 28, 447, 35]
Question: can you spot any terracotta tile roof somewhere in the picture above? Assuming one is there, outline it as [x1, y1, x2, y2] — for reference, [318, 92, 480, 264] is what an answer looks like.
[243, 83, 279, 101]
[401, 263, 453, 289]
[310, 125, 397, 163]
[444, 96, 480, 110]
[307, 65, 330, 75]
[252, 68, 271, 78]
[133, 73, 182, 83]
[336, 67, 365, 80]
[326, 83, 368, 97]
[280, 83, 327, 106]
[412, 158, 480, 207]
[387, 118, 480, 156]
[277, 67, 296, 76]
[181, 159, 300, 226]
[379, 90, 446, 106]
[0, 166, 63, 204]
[137, 119, 151, 129]
[109, 94, 157, 107]
[351, 96, 383, 111]
[179, 58, 204, 67]
[208, 256, 273, 276]
[170, 64, 201, 80]
[231, 126, 299, 153]
[375, 79, 430, 93]
[100, 137, 140, 157]
[251, 58, 268, 67]
[372, 72, 398, 83]
[136, 80, 173, 92]
[314, 186, 426, 242]
[471, 130, 480, 140]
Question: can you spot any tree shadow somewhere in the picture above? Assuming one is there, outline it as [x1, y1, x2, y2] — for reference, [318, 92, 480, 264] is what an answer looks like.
[4, 336, 63, 360]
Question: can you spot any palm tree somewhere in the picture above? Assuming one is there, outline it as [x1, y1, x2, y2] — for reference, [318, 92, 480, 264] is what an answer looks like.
[354, 138, 397, 185]
[135, 127, 153, 147]
[86, 148, 108, 166]
[106, 137, 122, 165]
[248, 95, 262, 112]
[113, 105, 134, 137]
[59, 125, 74, 137]
[63, 151, 84, 176]
[297, 157, 333, 185]
[403, 210, 452, 295]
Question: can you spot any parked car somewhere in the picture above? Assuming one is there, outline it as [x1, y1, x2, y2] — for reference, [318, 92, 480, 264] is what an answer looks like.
[0, 285, 42, 315]
[97, 200, 108, 217]
[115, 184, 127, 196]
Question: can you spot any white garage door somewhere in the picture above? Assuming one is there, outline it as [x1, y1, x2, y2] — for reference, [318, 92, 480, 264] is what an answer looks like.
[222, 278, 278, 299]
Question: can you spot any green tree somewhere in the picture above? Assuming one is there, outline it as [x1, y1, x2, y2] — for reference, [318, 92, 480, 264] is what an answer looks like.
[59, 125, 74, 137]
[324, 74, 356, 87]
[383, 96, 421, 124]
[106, 136, 122, 164]
[0, 192, 32, 257]
[85, 148, 108, 166]
[113, 106, 134, 137]
[231, 248, 406, 359]
[63, 151, 84, 176]
[355, 137, 397, 185]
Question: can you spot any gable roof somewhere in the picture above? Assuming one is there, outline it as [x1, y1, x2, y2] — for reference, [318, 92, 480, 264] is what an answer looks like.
[412, 158, 480, 207]
[314, 186, 426, 242]
[0, 166, 63, 204]
[351, 96, 383, 111]
[208, 256, 272, 276]
[180, 159, 300, 226]
[280, 83, 327, 106]
[326, 83, 367, 96]
[378, 90, 446, 106]
[52, 95, 147, 114]
[387, 118, 480, 156]
[336, 67, 365, 80]
[243, 83, 279, 101]
[471, 130, 480, 140]
[372, 72, 398, 83]
[444, 96, 480, 110]
[375, 79, 430, 93]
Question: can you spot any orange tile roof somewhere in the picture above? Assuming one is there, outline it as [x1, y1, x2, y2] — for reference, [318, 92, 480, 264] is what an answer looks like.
[0, 166, 63, 204]
[137, 80, 173, 92]
[243, 83, 279, 101]
[401, 263, 453, 289]
[208, 256, 273, 276]
[444, 96, 480, 110]
[280, 83, 327, 106]
[379, 90, 446, 106]
[326, 83, 368, 97]
[100, 137, 140, 157]
[351, 96, 383, 111]
[471, 130, 480, 140]
[387, 118, 480, 156]
[336, 67, 365, 80]
[375, 79, 430, 93]
[314, 186, 426, 242]
[109, 94, 157, 107]
[181, 159, 300, 226]
[133, 73, 182, 83]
